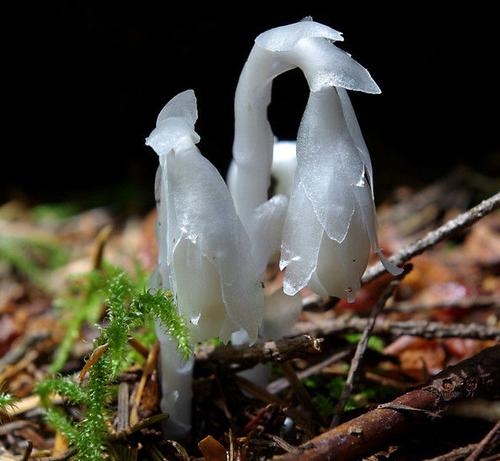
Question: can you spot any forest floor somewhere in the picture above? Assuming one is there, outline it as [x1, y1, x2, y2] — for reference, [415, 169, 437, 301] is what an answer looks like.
[0, 167, 499, 461]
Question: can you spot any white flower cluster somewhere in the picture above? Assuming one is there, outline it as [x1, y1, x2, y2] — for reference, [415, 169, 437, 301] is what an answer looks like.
[146, 18, 401, 437]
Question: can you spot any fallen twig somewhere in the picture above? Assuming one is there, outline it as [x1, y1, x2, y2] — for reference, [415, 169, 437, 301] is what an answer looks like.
[267, 349, 352, 395]
[277, 345, 500, 461]
[196, 335, 323, 368]
[281, 361, 323, 424]
[292, 317, 500, 340]
[387, 296, 500, 314]
[130, 341, 159, 426]
[464, 421, 500, 461]
[108, 413, 168, 441]
[330, 278, 402, 428]
[362, 192, 500, 285]
[0, 331, 50, 369]
[423, 444, 477, 461]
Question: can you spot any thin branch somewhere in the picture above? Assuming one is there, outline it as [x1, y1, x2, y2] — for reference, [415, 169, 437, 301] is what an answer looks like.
[281, 361, 324, 424]
[267, 349, 352, 395]
[465, 421, 500, 461]
[330, 278, 401, 428]
[196, 335, 323, 368]
[423, 444, 477, 461]
[292, 317, 500, 341]
[276, 345, 500, 461]
[362, 192, 500, 285]
[386, 296, 500, 314]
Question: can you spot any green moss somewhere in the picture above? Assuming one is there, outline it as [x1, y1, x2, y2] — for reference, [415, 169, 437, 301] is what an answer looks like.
[38, 268, 191, 460]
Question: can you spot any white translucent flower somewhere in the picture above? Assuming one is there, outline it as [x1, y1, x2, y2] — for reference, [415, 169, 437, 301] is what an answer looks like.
[229, 18, 401, 302]
[147, 89, 264, 343]
[146, 89, 264, 435]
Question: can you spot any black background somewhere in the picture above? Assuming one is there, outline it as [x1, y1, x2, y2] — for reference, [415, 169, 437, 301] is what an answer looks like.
[6, 3, 499, 208]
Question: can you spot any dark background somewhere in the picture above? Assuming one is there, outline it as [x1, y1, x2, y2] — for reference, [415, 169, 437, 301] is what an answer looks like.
[6, 3, 499, 209]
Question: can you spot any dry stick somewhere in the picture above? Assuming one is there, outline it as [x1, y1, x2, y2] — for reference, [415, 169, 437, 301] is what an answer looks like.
[330, 278, 403, 428]
[379, 167, 467, 226]
[195, 194, 500, 371]
[464, 421, 500, 461]
[362, 191, 500, 285]
[423, 444, 477, 461]
[234, 375, 312, 432]
[0, 331, 50, 369]
[292, 316, 500, 341]
[267, 349, 352, 395]
[91, 224, 113, 271]
[108, 413, 168, 441]
[387, 295, 500, 314]
[130, 341, 160, 426]
[277, 345, 500, 461]
[21, 441, 32, 461]
[196, 335, 323, 368]
[281, 361, 324, 424]
[196, 318, 499, 370]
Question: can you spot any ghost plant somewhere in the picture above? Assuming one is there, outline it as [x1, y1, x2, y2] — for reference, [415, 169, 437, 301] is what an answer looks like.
[229, 18, 402, 306]
[146, 90, 263, 435]
[147, 18, 401, 437]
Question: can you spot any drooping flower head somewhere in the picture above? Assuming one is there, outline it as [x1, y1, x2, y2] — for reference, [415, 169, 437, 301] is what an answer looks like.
[146, 90, 264, 436]
[230, 18, 401, 302]
[147, 89, 264, 343]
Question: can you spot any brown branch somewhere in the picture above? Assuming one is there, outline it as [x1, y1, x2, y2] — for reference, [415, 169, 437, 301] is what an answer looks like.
[276, 345, 500, 461]
[292, 317, 500, 341]
[267, 349, 352, 395]
[465, 421, 500, 461]
[331, 279, 401, 428]
[196, 335, 323, 368]
[194, 317, 498, 371]
[281, 361, 323, 424]
[362, 192, 500, 285]
[386, 296, 500, 314]
[423, 444, 477, 461]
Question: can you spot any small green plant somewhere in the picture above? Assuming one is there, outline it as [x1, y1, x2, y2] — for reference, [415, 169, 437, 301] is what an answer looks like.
[344, 333, 385, 353]
[304, 373, 399, 420]
[38, 270, 191, 461]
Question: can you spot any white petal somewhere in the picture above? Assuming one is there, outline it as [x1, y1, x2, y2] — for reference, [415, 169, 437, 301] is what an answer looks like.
[146, 90, 200, 156]
[170, 145, 264, 342]
[352, 173, 403, 276]
[312, 207, 370, 300]
[156, 89, 198, 126]
[289, 37, 381, 93]
[255, 19, 343, 52]
[296, 87, 363, 242]
[281, 180, 323, 296]
[337, 87, 374, 195]
[171, 238, 228, 342]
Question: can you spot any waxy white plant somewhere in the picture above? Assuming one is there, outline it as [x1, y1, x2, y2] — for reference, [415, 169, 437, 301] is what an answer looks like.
[146, 90, 264, 436]
[147, 18, 401, 437]
[230, 18, 402, 304]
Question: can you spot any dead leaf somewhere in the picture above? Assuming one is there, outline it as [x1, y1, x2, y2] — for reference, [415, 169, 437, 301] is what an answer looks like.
[198, 435, 227, 461]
